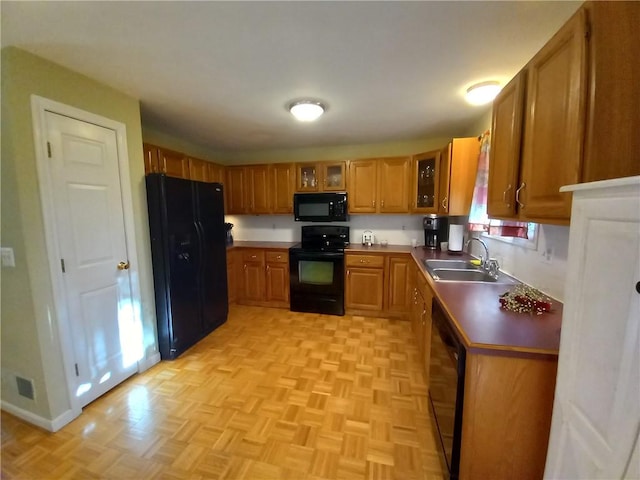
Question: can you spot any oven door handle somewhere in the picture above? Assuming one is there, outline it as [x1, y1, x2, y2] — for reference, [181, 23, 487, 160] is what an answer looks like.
[291, 252, 344, 260]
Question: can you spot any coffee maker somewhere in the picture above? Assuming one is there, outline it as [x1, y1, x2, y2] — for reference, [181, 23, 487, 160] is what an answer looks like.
[423, 215, 449, 250]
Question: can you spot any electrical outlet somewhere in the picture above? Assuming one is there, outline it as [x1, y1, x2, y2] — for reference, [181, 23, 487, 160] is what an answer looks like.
[272, 223, 276, 230]
[541, 246, 553, 264]
[1, 247, 15, 267]
[402, 225, 406, 230]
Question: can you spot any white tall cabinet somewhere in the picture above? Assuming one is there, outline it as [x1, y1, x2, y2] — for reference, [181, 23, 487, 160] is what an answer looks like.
[545, 177, 640, 479]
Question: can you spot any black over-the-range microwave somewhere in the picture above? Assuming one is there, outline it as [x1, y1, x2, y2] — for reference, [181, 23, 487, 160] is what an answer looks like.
[293, 192, 348, 222]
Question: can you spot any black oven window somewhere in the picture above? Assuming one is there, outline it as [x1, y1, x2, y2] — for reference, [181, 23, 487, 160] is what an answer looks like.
[299, 260, 334, 285]
[298, 203, 329, 217]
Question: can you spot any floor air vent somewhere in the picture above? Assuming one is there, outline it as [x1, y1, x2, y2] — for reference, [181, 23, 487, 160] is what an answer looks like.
[16, 376, 35, 400]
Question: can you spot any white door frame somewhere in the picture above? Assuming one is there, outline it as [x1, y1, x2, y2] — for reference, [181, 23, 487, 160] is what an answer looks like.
[30, 95, 143, 423]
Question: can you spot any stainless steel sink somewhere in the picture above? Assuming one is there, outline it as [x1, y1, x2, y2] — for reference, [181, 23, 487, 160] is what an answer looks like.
[423, 259, 517, 284]
[429, 269, 498, 282]
[424, 259, 478, 270]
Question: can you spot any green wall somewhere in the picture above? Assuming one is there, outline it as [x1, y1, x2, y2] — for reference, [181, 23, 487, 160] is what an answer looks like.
[1, 47, 158, 422]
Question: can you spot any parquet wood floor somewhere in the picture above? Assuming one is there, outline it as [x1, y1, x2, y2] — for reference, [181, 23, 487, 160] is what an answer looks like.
[1, 305, 445, 479]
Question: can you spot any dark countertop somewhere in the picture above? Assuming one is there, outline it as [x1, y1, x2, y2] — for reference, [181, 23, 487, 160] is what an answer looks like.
[228, 241, 297, 249]
[410, 247, 563, 357]
[228, 241, 562, 357]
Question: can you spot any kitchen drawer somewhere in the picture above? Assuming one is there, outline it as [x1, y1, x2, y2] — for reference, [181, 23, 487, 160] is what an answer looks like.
[266, 250, 288, 264]
[345, 254, 385, 268]
[241, 249, 265, 264]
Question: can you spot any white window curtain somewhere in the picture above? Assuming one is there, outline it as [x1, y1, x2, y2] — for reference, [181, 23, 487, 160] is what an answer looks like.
[468, 131, 529, 238]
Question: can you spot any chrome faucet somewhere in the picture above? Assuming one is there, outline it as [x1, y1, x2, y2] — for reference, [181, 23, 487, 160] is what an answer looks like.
[465, 237, 490, 268]
[465, 237, 500, 277]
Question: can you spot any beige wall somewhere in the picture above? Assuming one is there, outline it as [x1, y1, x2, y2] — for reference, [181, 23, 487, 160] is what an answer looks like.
[1, 47, 158, 421]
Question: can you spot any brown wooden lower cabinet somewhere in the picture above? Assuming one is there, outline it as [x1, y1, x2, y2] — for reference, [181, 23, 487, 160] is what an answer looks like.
[265, 251, 289, 306]
[407, 264, 557, 478]
[345, 252, 412, 319]
[386, 255, 412, 314]
[410, 266, 433, 384]
[459, 352, 557, 479]
[345, 253, 385, 312]
[232, 248, 289, 309]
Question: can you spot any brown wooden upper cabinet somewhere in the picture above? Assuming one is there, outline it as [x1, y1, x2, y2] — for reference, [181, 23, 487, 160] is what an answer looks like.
[245, 165, 271, 214]
[439, 137, 481, 216]
[188, 157, 209, 182]
[144, 143, 189, 179]
[225, 165, 270, 214]
[347, 159, 377, 213]
[488, 2, 639, 224]
[410, 150, 441, 214]
[347, 157, 411, 214]
[226, 164, 295, 215]
[296, 161, 346, 192]
[270, 163, 296, 214]
[144, 143, 226, 186]
[489, 10, 587, 224]
[208, 162, 225, 184]
[487, 72, 525, 219]
[225, 166, 246, 214]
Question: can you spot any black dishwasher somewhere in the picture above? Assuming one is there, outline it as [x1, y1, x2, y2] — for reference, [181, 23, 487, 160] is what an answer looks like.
[429, 301, 466, 480]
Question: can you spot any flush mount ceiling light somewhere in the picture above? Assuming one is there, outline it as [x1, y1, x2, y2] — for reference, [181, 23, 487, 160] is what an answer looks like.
[465, 81, 501, 106]
[288, 100, 326, 122]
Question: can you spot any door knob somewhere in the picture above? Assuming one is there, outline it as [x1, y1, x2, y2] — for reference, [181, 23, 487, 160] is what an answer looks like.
[117, 261, 130, 270]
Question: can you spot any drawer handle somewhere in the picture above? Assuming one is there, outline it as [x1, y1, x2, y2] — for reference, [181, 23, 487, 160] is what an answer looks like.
[251, 255, 257, 259]
[515, 182, 526, 209]
[276, 255, 281, 259]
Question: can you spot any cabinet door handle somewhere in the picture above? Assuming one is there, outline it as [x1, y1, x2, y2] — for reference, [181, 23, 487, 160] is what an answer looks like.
[515, 182, 526, 209]
[347, 270, 350, 276]
[442, 196, 448, 210]
[266, 265, 270, 272]
[372, 200, 376, 208]
[503, 184, 512, 207]
[244, 264, 247, 270]
[381, 200, 385, 208]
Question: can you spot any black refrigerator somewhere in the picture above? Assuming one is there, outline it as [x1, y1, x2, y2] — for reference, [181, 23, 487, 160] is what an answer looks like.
[146, 174, 228, 360]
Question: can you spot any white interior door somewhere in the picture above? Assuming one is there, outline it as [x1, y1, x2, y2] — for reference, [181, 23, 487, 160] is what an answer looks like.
[545, 179, 640, 479]
[45, 111, 141, 407]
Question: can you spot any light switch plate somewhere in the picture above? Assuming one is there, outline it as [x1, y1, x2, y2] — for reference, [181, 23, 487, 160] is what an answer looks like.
[1, 247, 16, 267]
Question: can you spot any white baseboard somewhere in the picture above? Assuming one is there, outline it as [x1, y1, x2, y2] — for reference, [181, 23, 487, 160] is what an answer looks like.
[137, 352, 161, 373]
[1, 400, 78, 432]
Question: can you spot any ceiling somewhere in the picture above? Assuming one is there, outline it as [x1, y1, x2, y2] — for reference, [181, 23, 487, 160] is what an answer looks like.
[2, 1, 581, 153]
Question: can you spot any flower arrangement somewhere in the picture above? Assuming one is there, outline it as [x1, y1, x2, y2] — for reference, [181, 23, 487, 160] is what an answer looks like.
[499, 284, 552, 314]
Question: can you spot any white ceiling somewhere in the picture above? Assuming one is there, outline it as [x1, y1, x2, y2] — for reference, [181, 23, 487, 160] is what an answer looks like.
[2, 1, 581, 153]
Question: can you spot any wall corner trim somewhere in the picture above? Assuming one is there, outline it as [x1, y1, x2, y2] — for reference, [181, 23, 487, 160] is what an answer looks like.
[1, 401, 78, 432]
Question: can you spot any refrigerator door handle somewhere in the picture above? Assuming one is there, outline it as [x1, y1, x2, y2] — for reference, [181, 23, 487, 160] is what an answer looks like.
[194, 221, 205, 278]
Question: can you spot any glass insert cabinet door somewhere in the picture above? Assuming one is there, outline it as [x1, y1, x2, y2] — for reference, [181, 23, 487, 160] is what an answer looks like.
[322, 162, 346, 191]
[412, 150, 441, 213]
[296, 162, 346, 192]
